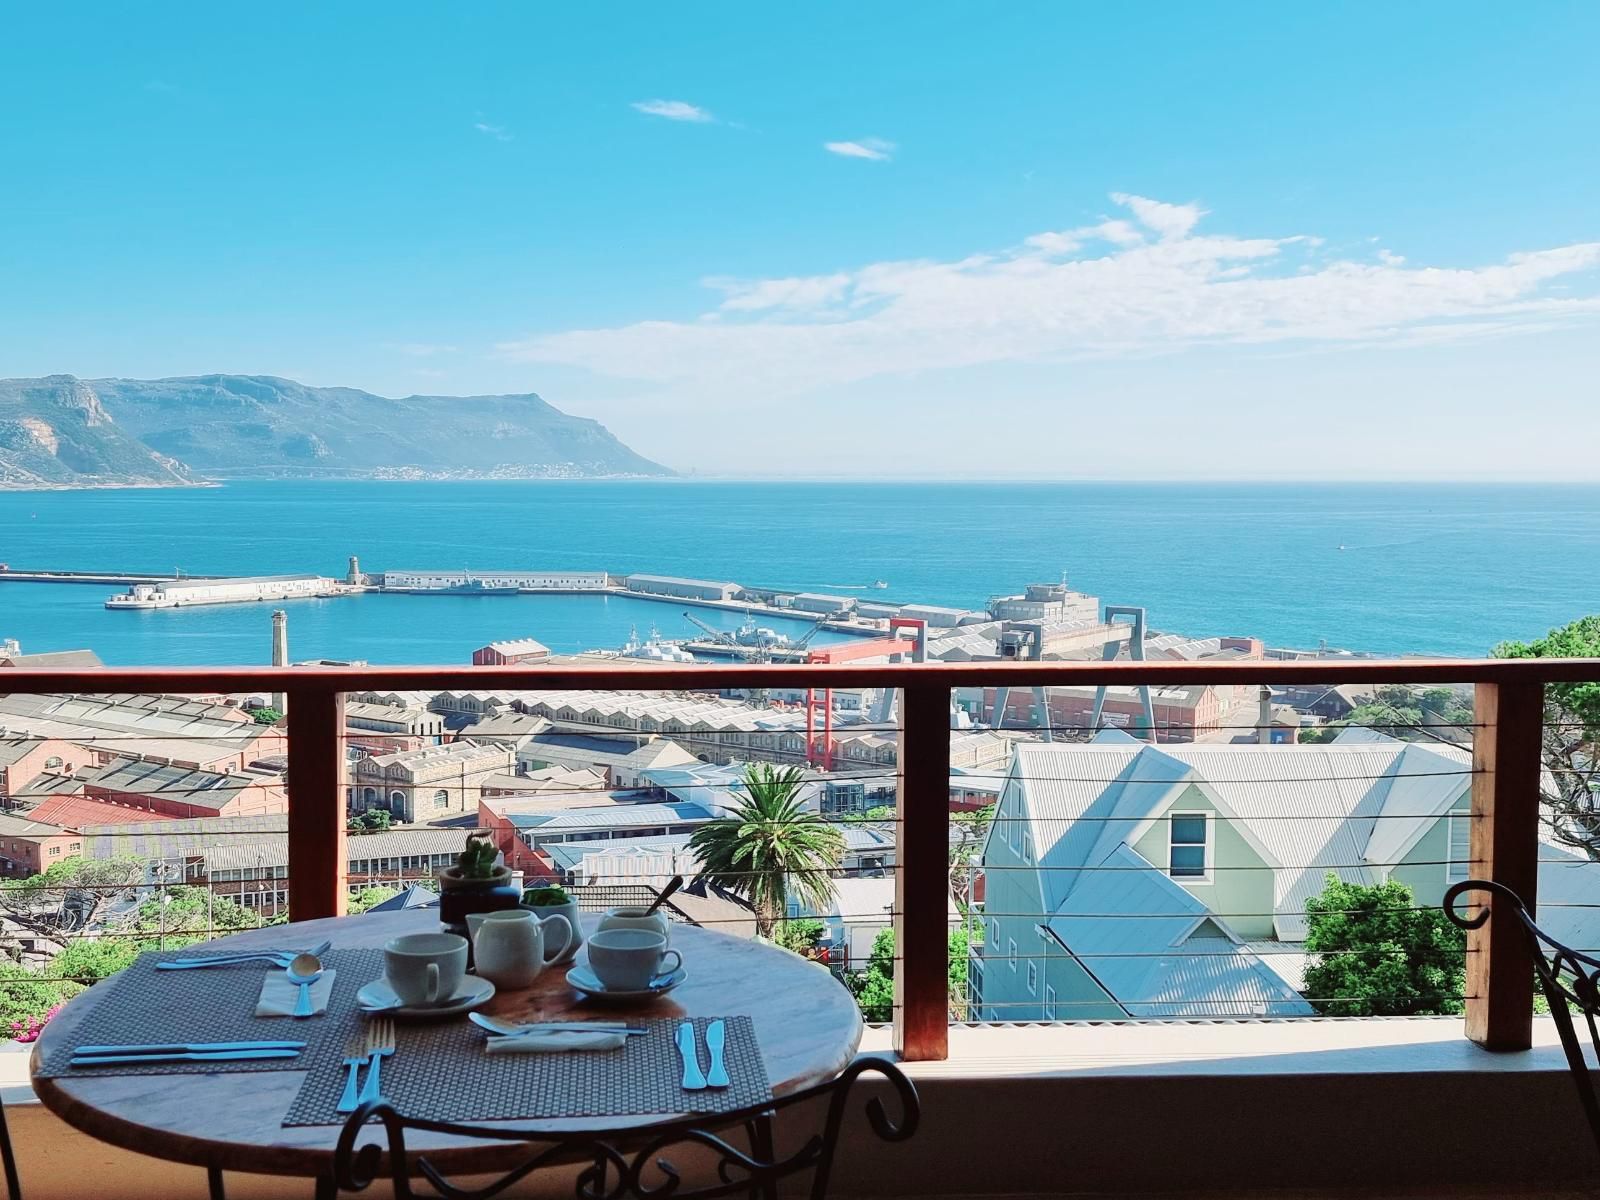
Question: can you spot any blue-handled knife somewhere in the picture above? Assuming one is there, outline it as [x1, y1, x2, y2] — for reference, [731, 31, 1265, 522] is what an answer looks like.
[75, 1041, 307, 1055]
[675, 1021, 707, 1091]
[71, 1049, 302, 1066]
[704, 1019, 730, 1089]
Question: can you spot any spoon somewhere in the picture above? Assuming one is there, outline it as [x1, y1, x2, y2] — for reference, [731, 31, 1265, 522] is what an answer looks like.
[286, 953, 323, 1018]
[644, 874, 684, 917]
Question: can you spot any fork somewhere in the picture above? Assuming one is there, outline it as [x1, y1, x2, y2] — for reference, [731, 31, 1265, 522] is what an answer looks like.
[357, 1018, 395, 1106]
[336, 1029, 368, 1114]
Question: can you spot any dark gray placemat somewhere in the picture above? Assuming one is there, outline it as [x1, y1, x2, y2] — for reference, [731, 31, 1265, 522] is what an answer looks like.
[36, 948, 383, 1078]
[283, 1016, 771, 1126]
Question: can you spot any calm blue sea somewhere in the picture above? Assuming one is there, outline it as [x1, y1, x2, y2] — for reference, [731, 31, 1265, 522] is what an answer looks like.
[0, 481, 1595, 665]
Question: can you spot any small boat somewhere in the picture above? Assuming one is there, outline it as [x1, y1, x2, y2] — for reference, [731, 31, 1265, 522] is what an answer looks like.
[871, 579, 889, 589]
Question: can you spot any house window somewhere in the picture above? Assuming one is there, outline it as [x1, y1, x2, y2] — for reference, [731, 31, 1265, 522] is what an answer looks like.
[1447, 812, 1471, 881]
[47, 846, 60, 856]
[1008, 938, 1017, 972]
[990, 918, 998, 947]
[1044, 985, 1057, 1020]
[1168, 812, 1210, 878]
[1026, 960, 1038, 995]
[1021, 831, 1032, 863]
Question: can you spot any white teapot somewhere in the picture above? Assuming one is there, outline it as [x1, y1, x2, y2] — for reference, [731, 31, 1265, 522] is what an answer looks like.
[467, 909, 573, 990]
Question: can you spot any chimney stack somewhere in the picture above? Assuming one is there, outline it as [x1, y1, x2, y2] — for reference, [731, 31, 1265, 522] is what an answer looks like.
[271, 610, 288, 712]
[1258, 685, 1273, 745]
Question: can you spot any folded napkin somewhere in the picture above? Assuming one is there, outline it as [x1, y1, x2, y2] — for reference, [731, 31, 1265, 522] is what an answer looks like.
[483, 1030, 626, 1054]
[254, 969, 337, 1017]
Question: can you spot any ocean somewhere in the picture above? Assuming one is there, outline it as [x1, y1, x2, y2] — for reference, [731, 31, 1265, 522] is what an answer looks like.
[0, 480, 1595, 665]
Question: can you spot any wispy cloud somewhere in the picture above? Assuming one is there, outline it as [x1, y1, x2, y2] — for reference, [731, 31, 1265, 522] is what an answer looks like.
[389, 343, 459, 358]
[473, 119, 512, 142]
[824, 138, 895, 161]
[498, 192, 1600, 393]
[632, 99, 715, 123]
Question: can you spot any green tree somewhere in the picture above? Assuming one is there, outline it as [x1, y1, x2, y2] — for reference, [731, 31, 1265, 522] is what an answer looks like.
[52, 938, 140, 985]
[774, 918, 827, 957]
[844, 925, 977, 1022]
[1301, 875, 1465, 1016]
[849, 929, 897, 1022]
[949, 804, 995, 910]
[347, 808, 393, 834]
[841, 805, 897, 825]
[131, 886, 264, 949]
[688, 763, 843, 938]
[1495, 615, 1600, 859]
[244, 706, 282, 725]
[0, 857, 147, 950]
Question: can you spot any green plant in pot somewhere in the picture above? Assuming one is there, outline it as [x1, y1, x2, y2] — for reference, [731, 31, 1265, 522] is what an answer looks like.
[437, 833, 518, 929]
[522, 883, 582, 965]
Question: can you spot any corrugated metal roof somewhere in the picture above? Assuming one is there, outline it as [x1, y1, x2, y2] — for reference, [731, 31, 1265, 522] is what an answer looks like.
[1013, 740, 1475, 941]
[514, 802, 712, 832]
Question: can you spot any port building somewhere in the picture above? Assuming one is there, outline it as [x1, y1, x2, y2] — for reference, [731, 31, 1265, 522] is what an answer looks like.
[472, 638, 552, 665]
[104, 574, 335, 609]
[381, 570, 607, 591]
[623, 574, 742, 602]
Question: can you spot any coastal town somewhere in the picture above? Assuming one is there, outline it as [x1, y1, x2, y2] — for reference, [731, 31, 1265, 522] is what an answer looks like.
[3, 569, 1592, 1033]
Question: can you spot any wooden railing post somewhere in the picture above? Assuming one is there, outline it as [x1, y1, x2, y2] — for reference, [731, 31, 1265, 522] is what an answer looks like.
[1465, 680, 1544, 1050]
[896, 683, 950, 1061]
[287, 687, 348, 922]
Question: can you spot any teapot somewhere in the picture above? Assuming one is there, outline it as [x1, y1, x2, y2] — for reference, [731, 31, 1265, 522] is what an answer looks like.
[467, 909, 574, 990]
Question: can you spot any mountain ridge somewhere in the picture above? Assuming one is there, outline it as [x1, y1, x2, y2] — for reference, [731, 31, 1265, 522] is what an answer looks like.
[0, 374, 669, 487]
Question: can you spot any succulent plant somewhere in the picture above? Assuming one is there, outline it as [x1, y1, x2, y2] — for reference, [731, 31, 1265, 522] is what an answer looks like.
[455, 832, 501, 880]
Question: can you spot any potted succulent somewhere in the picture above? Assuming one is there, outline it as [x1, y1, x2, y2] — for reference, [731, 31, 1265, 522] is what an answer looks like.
[437, 832, 520, 930]
[522, 884, 582, 964]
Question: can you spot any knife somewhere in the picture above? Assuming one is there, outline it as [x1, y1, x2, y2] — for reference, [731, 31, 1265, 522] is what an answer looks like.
[75, 1041, 308, 1055]
[704, 1019, 729, 1089]
[71, 1049, 302, 1066]
[675, 1021, 707, 1091]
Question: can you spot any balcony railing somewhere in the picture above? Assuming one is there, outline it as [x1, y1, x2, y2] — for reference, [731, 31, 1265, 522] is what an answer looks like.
[2, 656, 1594, 1063]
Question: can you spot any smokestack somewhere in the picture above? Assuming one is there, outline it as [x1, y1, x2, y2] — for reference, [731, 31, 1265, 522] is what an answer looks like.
[1258, 685, 1273, 745]
[347, 555, 361, 585]
[271, 610, 288, 712]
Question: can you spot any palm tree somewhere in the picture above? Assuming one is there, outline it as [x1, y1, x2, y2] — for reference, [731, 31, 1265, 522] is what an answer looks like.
[689, 763, 844, 939]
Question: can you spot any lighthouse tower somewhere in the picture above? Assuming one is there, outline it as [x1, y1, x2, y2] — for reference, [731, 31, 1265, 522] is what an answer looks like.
[270, 610, 288, 712]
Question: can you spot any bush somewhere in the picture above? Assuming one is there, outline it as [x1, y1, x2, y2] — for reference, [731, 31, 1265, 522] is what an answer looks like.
[1302, 875, 1466, 1016]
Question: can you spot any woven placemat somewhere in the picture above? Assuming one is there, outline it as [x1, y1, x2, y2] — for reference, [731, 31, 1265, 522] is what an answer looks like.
[36, 948, 383, 1078]
[283, 1016, 771, 1126]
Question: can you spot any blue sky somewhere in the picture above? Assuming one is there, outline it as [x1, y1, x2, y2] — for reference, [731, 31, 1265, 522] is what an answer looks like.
[2, 3, 1597, 478]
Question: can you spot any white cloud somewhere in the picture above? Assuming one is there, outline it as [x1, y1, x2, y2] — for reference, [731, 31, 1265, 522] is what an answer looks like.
[824, 138, 895, 161]
[632, 99, 715, 123]
[1378, 249, 1406, 266]
[498, 192, 1600, 393]
[390, 343, 459, 358]
[473, 120, 512, 142]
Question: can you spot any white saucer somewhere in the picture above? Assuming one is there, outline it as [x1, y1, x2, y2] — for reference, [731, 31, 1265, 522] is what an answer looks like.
[566, 963, 686, 1002]
[357, 974, 496, 1019]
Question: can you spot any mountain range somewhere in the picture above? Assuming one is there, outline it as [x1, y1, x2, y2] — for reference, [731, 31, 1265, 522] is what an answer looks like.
[0, 374, 669, 487]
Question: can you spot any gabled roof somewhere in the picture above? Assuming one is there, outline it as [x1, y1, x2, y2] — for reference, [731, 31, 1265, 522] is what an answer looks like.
[1045, 845, 1314, 1018]
[1011, 739, 1474, 940]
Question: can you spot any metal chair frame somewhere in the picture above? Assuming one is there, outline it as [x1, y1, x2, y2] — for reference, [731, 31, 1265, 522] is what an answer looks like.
[331, 1055, 918, 1200]
[1445, 878, 1600, 1159]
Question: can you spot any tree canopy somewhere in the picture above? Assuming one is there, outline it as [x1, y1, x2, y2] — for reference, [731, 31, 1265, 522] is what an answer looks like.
[1495, 615, 1600, 859]
[1302, 875, 1465, 1016]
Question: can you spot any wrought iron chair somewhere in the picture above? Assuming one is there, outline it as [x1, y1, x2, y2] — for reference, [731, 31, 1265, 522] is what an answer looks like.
[1445, 879, 1600, 1158]
[332, 1055, 918, 1200]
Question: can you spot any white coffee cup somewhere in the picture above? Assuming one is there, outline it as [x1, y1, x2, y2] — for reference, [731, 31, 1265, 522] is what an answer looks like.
[586, 929, 682, 991]
[384, 932, 467, 1007]
[598, 906, 671, 944]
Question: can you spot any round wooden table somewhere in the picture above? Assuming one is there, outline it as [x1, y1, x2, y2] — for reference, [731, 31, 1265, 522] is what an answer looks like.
[31, 910, 864, 1185]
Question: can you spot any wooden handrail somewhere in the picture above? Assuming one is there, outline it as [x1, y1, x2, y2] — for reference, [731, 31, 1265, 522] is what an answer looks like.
[3, 655, 1600, 693]
[1, 656, 1585, 1058]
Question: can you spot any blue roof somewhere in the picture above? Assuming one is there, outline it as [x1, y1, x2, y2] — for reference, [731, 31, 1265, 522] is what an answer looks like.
[545, 834, 696, 872]
[509, 801, 713, 832]
[1045, 845, 1313, 1019]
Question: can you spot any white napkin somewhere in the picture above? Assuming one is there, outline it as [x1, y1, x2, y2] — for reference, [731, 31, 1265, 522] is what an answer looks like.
[254, 969, 337, 1017]
[483, 1030, 626, 1054]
